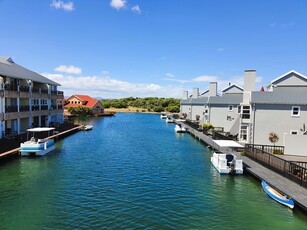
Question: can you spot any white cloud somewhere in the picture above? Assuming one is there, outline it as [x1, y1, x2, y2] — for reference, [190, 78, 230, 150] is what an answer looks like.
[110, 0, 127, 10]
[50, 0, 74, 11]
[42, 72, 184, 98]
[131, 5, 141, 14]
[165, 73, 175, 78]
[101, 70, 109, 75]
[54, 65, 82, 74]
[192, 75, 218, 82]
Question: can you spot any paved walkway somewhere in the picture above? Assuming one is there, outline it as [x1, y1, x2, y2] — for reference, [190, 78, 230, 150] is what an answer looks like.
[183, 123, 307, 212]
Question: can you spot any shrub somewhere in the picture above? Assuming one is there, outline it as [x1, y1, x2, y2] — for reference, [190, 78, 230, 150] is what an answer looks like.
[202, 123, 214, 129]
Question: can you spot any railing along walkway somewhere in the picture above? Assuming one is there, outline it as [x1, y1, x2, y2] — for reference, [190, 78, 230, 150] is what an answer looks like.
[183, 121, 307, 212]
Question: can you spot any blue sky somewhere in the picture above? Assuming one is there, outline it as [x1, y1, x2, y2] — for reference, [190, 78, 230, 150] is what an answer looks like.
[1, 0, 307, 98]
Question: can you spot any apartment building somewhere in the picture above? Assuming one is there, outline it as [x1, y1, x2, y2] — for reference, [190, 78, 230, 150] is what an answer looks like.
[0, 57, 64, 138]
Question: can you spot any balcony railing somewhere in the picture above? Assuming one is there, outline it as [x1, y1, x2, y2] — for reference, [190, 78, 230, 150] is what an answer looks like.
[41, 105, 49, 110]
[32, 105, 40, 111]
[41, 89, 48, 94]
[19, 86, 29, 92]
[5, 106, 18, 113]
[32, 88, 40, 93]
[5, 85, 18, 91]
[20, 105, 30, 112]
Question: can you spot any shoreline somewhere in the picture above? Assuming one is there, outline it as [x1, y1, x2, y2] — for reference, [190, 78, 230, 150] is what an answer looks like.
[104, 107, 172, 114]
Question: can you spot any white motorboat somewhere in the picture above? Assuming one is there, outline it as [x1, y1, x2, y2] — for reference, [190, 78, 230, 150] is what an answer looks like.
[20, 127, 55, 156]
[160, 113, 167, 119]
[83, 125, 93, 131]
[166, 114, 174, 123]
[174, 124, 187, 133]
[211, 151, 243, 174]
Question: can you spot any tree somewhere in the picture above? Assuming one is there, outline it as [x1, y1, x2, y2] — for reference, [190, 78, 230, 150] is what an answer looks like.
[268, 132, 279, 147]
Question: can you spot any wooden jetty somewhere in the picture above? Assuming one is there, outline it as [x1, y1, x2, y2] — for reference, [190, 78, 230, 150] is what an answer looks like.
[183, 122, 307, 212]
[0, 125, 83, 159]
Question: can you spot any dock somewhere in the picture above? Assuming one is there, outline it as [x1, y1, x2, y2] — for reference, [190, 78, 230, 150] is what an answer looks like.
[0, 125, 83, 159]
[184, 122, 307, 212]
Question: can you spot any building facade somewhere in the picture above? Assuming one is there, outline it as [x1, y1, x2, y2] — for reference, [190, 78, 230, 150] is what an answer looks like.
[239, 70, 307, 146]
[0, 57, 64, 138]
[64, 94, 104, 115]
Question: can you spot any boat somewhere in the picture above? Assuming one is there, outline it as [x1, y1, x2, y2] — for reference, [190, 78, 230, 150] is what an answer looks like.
[261, 180, 294, 209]
[211, 151, 243, 174]
[80, 125, 93, 131]
[174, 124, 187, 133]
[160, 113, 167, 119]
[20, 127, 55, 156]
[166, 114, 174, 123]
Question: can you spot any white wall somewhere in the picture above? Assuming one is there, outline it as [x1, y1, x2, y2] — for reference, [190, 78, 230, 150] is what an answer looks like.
[284, 133, 307, 156]
[253, 104, 307, 145]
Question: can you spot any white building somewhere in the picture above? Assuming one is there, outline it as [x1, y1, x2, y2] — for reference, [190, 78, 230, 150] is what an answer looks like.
[0, 57, 64, 139]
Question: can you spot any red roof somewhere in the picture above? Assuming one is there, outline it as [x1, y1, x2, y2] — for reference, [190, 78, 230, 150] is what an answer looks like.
[64, 94, 100, 109]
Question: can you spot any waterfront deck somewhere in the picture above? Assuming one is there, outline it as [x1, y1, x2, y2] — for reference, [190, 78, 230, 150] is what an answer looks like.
[184, 123, 307, 212]
[0, 125, 82, 159]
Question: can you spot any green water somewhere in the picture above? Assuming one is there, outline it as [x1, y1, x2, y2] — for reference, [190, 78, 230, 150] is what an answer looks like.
[0, 113, 307, 229]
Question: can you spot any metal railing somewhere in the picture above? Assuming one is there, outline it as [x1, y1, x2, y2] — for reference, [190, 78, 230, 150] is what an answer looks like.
[5, 106, 18, 112]
[245, 144, 307, 188]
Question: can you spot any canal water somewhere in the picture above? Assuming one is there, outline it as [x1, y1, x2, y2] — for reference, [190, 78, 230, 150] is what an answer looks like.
[0, 113, 307, 229]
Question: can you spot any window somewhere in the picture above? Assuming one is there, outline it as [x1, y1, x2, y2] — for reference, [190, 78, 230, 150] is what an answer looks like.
[291, 106, 300, 117]
[242, 106, 250, 119]
[228, 105, 233, 111]
[290, 130, 298, 135]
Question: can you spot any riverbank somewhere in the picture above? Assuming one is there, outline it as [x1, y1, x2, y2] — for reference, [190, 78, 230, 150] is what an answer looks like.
[104, 107, 172, 114]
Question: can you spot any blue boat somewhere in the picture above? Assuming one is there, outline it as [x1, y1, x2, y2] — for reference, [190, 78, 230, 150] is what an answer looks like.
[261, 180, 294, 209]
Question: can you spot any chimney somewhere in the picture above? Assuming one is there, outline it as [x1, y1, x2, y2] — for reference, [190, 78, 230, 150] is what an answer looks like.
[182, 91, 188, 99]
[244, 70, 256, 92]
[243, 70, 256, 104]
[192, 88, 199, 98]
[208, 82, 217, 97]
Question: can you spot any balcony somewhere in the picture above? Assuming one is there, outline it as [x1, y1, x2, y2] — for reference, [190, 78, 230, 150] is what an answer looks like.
[19, 86, 30, 98]
[20, 105, 30, 112]
[41, 105, 49, 110]
[5, 87, 18, 98]
[5, 106, 18, 113]
[51, 90, 64, 99]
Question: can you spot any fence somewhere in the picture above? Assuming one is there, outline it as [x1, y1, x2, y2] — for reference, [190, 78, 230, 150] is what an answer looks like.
[245, 144, 307, 188]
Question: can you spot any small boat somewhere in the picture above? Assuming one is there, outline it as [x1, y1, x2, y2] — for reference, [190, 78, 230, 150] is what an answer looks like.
[81, 125, 93, 131]
[160, 113, 167, 119]
[166, 114, 174, 123]
[20, 127, 55, 156]
[211, 151, 243, 174]
[261, 180, 294, 209]
[174, 124, 187, 133]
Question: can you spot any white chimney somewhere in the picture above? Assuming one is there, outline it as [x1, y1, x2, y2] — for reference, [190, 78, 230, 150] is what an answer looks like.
[192, 88, 199, 98]
[243, 70, 256, 104]
[208, 82, 217, 97]
[182, 91, 188, 99]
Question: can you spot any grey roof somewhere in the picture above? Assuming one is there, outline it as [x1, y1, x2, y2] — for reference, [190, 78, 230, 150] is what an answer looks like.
[0, 57, 60, 86]
[251, 87, 307, 105]
[181, 97, 209, 105]
[222, 84, 243, 93]
[208, 93, 243, 105]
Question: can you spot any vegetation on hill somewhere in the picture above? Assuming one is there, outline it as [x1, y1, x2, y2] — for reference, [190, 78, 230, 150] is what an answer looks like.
[101, 97, 180, 113]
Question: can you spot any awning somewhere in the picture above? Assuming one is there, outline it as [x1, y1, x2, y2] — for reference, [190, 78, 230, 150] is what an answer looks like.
[213, 140, 243, 148]
[27, 127, 55, 132]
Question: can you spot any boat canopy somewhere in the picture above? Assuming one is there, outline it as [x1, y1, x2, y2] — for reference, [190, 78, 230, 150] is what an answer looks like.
[213, 140, 243, 148]
[27, 127, 55, 132]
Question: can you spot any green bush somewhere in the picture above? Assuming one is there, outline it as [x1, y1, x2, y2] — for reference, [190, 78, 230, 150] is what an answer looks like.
[202, 123, 214, 129]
